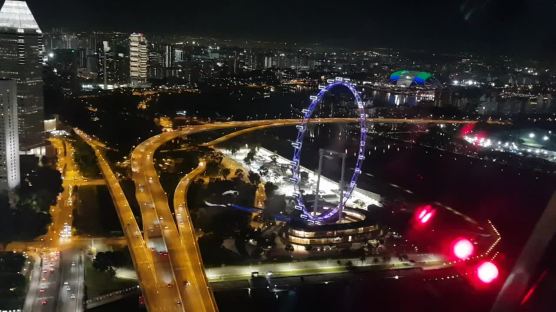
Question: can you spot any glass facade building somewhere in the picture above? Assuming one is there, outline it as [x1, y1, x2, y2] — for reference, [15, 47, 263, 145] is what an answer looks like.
[0, 0, 44, 150]
[0, 80, 20, 190]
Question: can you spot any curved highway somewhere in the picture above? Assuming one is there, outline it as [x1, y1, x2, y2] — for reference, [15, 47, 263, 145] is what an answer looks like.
[72, 117, 491, 311]
[75, 129, 178, 312]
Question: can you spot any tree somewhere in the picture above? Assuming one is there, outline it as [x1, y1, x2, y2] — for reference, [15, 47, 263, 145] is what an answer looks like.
[221, 168, 231, 179]
[92, 252, 113, 272]
[264, 182, 278, 197]
[263, 195, 286, 219]
[205, 160, 220, 176]
[0, 157, 61, 246]
[234, 169, 244, 181]
[285, 244, 294, 252]
[18, 164, 62, 210]
[248, 171, 261, 185]
[92, 249, 131, 276]
[244, 150, 256, 164]
[73, 139, 100, 178]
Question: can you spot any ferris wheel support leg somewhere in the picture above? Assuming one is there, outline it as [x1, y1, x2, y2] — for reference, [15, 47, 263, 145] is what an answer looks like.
[314, 148, 324, 216]
[339, 153, 346, 221]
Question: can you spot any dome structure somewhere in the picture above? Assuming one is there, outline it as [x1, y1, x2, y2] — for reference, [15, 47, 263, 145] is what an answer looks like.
[390, 70, 433, 87]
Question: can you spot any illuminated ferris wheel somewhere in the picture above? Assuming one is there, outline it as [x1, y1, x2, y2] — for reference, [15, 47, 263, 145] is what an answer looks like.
[291, 77, 368, 224]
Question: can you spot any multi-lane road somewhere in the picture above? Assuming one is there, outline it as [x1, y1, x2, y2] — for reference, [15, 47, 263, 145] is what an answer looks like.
[68, 118, 494, 311]
[129, 117, 488, 311]
[21, 137, 89, 312]
[57, 250, 85, 312]
[132, 129, 218, 312]
[75, 129, 179, 312]
[173, 160, 206, 244]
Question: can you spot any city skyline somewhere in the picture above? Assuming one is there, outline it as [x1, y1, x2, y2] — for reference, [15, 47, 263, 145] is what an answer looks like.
[11, 0, 556, 56]
[0, 1, 555, 311]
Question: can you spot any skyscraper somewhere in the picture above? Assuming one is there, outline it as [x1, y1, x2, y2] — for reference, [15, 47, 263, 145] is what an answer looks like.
[98, 40, 130, 88]
[163, 44, 175, 68]
[0, 0, 44, 151]
[0, 80, 21, 190]
[129, 33, 148, 86]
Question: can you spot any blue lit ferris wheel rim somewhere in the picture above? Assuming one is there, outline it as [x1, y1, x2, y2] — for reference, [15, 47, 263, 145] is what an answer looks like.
[291, 79, 368, 223]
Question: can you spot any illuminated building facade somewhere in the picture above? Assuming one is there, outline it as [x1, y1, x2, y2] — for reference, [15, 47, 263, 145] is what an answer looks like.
[0, 0, 44, 150]
[129, 33, 148, 86]
[0, 80, 20, 190]
[390, 70, 433, 87]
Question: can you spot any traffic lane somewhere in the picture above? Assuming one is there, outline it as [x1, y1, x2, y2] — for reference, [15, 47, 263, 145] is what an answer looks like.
[57, 250, 83, 312]
[136, 177, 185, 310]
[35, 251, 60, 312]
[23, 253, 42, 312]
[75, 252, 85, 312]
[134, 162, 184, 264]
[149, 193, 213, 311]
[57, 251, 73, 312]
[134, 128, 222, 310]
[75, 129, 169, 312]
[143, 219, 186, 308]
[136, 177, 196, 309]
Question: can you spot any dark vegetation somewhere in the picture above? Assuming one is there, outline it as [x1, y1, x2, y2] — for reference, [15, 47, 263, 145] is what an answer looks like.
[0, 156, 62, 246]
[92, 249, 133, 276]
[73, 138, 100, 178]
[0, 252, 27, 308]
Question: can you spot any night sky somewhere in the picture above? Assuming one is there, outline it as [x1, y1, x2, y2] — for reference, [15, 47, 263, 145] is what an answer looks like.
[11, 0, 556, 54]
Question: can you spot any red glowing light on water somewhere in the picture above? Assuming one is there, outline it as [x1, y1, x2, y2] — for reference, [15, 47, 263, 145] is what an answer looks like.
[477, 261, 499, 284]
[460, 123, 476, 136]
[452, 238, 474, 260]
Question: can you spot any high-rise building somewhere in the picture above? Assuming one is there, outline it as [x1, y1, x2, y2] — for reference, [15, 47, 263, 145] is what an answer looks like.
[0, 0, 44, 151]
[148, 48, 164, 80]
[98, 40, 129, 88]
[174, 48, 184, 63]
[129, 33, 148, 85]
[0, 80, 21, 190]
[163, 44, 174, 68]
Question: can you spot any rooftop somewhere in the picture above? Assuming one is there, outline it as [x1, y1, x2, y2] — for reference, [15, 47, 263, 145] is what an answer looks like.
[0, 0, 41, 32]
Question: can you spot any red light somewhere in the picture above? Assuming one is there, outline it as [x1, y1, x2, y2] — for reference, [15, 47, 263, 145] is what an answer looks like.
[452, 238, 474, 260]
[477, 261, 499, 284]
[460, 123, 475, 136]
[420, 212, 433, 224]
[418, 210, 427, 220]
[415, 205, 435, 225]
[520, 270, 548, 305]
